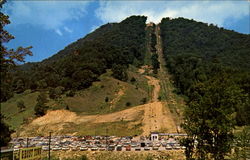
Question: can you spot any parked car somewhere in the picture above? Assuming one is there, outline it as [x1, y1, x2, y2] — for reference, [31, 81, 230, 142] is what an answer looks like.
[62, 147, 69, 151]
[116, 146, 122, 151]
[99, 148, 106, 151]
[144, 147, 150, 151]
[80, 147, 88, 151]
[165, 145, 172, 150]
[125, 146, 131, 151]
[107, 146, 115, 151]
[91, 147, 98, 151]
[152, 146, 159, 150]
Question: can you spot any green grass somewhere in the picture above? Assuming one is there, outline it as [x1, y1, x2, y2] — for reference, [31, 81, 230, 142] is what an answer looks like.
[1, 67, 152, 133]
[1, 90, 39, 130]
[74, 120, 143, 136]
[65, 69, 149, 115]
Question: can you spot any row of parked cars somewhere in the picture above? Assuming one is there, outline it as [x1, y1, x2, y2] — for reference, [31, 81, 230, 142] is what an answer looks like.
[42, 142, 185, 152]
[11, 136, 185, 152]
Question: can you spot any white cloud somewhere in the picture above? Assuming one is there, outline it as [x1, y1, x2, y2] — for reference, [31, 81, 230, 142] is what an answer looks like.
[3, 1, 90, 34]
[64, 26, 73, 33]
[95, 1, 249, 27]
[55, 29, 63, 36]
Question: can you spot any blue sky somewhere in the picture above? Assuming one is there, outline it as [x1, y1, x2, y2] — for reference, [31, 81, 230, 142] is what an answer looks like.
[2, 1, 249, 63]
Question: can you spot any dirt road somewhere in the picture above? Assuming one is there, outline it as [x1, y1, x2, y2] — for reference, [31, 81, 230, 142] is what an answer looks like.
[145, 76, 160, 102]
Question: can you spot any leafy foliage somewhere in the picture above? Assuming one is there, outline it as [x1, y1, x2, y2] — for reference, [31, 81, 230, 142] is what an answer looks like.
[0, 0, 32, 147]
[0, 114, 12, 147]
[17, 100, 25, 111]
[34, 92, 48, 116]
[182, 73, 245, 159]
[151, 53, 160, 74]
[9, 16, 147, 99]
[160, 17, 250, 159]
[160, 17, 250, 126]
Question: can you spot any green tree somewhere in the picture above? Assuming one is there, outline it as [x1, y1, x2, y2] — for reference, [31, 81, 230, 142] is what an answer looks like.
[182, 74, 245, 160]
[15, 79, 25, 93]
[0, 2, 32, 102]
[34, 92, 48, 116]
[17, 100, 25, 112]
[232, 126, 250, 160]
[49, 88, 56, 99]
[111, 64, 128, 81]
[0, 114, 12, 147]
[151, 53, 159, 74]
[0, 0, 32, 147]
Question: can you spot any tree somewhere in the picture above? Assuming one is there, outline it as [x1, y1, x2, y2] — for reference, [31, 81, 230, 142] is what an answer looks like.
[182, 73, 245, 160]
[34, 103, 48, 117]
[17, 100, 25, 112]
[111, 64, 128, 81]
[151, 53, 159, 74]
[15, 79, 25, 93]
[49, 88, 56, 99]
[232, 126, 250, 160]
[34, 92, 48, 116]
[0, 0, 32, 147]
[0, 1, 32, 102]
[0, 114, 12, 147]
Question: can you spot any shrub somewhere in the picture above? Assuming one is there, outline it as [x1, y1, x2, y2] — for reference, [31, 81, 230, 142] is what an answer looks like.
[126, 102, 131, 107]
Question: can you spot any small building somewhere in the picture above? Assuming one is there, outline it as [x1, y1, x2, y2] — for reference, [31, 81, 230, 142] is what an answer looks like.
[150, 132, 159, 141]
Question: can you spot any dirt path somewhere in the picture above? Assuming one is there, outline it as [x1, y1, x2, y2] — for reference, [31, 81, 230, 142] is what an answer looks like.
[140, 68, 177, 135]
[109, 87, 125, 110]
[155, 24, 184, 132]
[141, 74, 177, 135]
[145, 76, 160, 102]
[142, 102, 176, 135]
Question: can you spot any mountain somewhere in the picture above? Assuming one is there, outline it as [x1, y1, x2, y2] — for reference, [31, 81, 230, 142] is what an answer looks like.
[1, 16, 250, 137]
[160, 17, 250, 126]
[160, 17, 250, 70]
[11, 15, 147, 94]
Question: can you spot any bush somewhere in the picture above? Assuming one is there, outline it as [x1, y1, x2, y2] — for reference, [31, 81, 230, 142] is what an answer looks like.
[66, 90, 75, 97]
[130, 77, 136, 83]
[105, 97, 109, 102]
[126, 102, 131, 107]
[140, 98, 147, 104]
[80, 155, 88, 160]
[17, 100, 25, 112]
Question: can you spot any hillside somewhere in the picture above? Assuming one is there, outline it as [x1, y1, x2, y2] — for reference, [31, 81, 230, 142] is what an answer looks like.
[160, 17, 250, 126]
[1, 16, 249, 138]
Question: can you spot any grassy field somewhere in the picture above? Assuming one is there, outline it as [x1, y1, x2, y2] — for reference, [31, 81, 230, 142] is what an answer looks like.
[1, 90, 39, 130]
[65, 69, 149, 115]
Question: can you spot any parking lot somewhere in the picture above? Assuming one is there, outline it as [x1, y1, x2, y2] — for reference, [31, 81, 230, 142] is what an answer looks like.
[10, 134, 186, 152]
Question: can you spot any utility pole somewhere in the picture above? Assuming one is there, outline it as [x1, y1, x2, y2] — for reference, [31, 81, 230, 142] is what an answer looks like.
[26, 137, 29, 148]
[48, 132, 52, 160]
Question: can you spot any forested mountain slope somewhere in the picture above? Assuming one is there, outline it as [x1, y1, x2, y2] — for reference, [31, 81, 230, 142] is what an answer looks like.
[160, 17, 250, 126]
[160, 17, 250, 69]
[3, 16, 147, 102]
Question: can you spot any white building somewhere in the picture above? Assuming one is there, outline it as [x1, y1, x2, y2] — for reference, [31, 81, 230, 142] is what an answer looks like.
[150, 132, 159, 141]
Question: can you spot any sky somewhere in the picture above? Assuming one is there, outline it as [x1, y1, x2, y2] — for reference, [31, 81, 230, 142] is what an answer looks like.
[2, 0, 250, 63]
